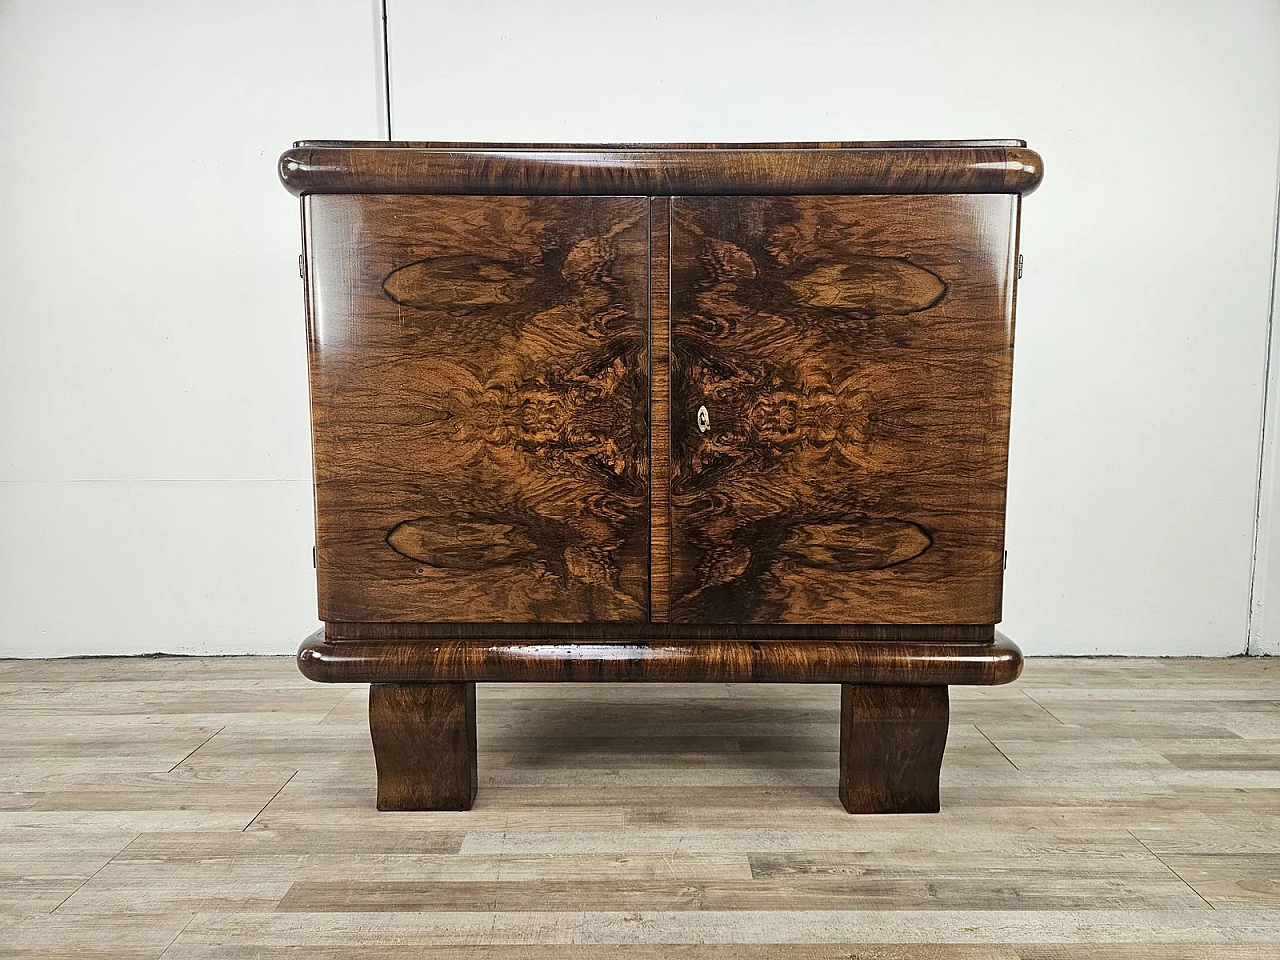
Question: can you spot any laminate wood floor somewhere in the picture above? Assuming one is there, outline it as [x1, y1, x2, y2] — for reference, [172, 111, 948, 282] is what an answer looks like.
[0, 656, 1277, 958]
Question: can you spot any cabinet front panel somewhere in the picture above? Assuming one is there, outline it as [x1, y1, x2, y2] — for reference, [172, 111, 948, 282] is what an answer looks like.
[306, 195, 650, 622]
[669, 195, 1018, 624]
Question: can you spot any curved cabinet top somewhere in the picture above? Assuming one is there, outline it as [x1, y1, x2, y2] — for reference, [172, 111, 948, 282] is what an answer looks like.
[278, 141, 1044, 198]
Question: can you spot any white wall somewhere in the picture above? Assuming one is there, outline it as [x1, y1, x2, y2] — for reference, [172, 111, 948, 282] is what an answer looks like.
[2, 1, 1278, 656]
[0, 0, 380, 655]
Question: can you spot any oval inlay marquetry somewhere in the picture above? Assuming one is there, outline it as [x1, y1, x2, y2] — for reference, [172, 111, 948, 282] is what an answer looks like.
[387, 516, 537, 570]
[784, 257, 946, 317]
[382, 255, 535, 311]
[780, 519, 932, 571]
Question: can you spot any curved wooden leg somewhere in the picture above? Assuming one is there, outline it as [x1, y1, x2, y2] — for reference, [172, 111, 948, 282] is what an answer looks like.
[369, 682, 478, 811]
[839, 684, 949, 814]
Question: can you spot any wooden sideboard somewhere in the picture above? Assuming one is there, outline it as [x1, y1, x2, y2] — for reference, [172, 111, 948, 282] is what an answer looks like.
[280, 141, 1043, 814]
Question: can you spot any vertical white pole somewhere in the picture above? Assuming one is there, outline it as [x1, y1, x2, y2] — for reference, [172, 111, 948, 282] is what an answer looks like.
[1247, 138, 1280, 656]
[374, 0, 392, 140]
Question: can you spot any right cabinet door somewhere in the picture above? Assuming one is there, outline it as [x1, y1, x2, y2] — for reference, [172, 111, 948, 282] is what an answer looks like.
[668, 195, 1019, 624]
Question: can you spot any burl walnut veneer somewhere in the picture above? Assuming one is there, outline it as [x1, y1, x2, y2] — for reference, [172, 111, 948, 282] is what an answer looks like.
[281, 141, 1042, 814]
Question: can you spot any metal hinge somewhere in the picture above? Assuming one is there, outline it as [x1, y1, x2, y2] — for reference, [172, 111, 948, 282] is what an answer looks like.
[1003, 550, 1008, 570]
[1017, 254, 1023, 280]
[312, 546, 317, 568]
[298, 254, 305, 279]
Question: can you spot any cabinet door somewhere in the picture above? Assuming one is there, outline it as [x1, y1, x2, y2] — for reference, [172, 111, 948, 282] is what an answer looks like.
[668, 195, 1018, 624]
[306, 195, 650, 622]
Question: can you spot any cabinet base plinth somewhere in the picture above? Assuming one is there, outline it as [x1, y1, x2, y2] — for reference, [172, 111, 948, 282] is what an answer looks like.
[306, 631, 1020, 814]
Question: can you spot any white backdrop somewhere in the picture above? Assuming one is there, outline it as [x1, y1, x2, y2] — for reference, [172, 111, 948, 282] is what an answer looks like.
[1, 0, 1278, 656]
[0, 0, 379, 656]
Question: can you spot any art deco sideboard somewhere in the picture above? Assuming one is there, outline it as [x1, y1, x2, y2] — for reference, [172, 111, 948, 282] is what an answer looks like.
[279, 140, 1043, 814]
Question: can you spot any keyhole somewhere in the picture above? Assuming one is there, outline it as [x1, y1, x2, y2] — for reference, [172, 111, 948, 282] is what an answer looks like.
[697, 404, 711, 434]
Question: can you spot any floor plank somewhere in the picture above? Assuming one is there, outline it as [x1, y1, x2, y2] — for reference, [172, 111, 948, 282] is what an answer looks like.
[0, 655, 1275, 956]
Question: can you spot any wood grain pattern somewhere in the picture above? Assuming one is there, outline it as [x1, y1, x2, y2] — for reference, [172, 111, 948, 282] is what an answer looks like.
[298, 629, 1022, 686]
[668, 195, 1018, 624]
[305, 195, 651, 622]
[320, 622, 996, 641]
[280, 144, 1044, 198]
[649, 198, 672, 622]
[297, 139, 1032, 149]
[839, 684, 949, 814]
[369, 682, 477, 811]
[285, 145, 1039, 818]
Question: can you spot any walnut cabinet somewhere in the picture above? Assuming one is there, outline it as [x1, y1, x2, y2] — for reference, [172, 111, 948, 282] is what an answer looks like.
[280, 141, 1043, 813]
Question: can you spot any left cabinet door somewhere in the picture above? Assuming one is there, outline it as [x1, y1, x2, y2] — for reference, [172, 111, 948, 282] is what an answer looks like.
[305, 195, 651, 623]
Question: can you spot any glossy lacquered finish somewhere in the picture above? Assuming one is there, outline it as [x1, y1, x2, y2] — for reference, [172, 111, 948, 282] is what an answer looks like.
[298, 630, 1022, 686]
[306, 194, 1019, 627]
[667, 194, 1018, 623]
[280, 142, 1043, 198]
[321, 622, 997, 641]
[305, 195, 650, 622]
[284, 139, 1040, 814]
[649, 198, 673, 623]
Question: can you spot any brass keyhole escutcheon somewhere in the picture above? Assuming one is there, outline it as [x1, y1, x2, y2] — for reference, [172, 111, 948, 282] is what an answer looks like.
[697, 404, 711, 434]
